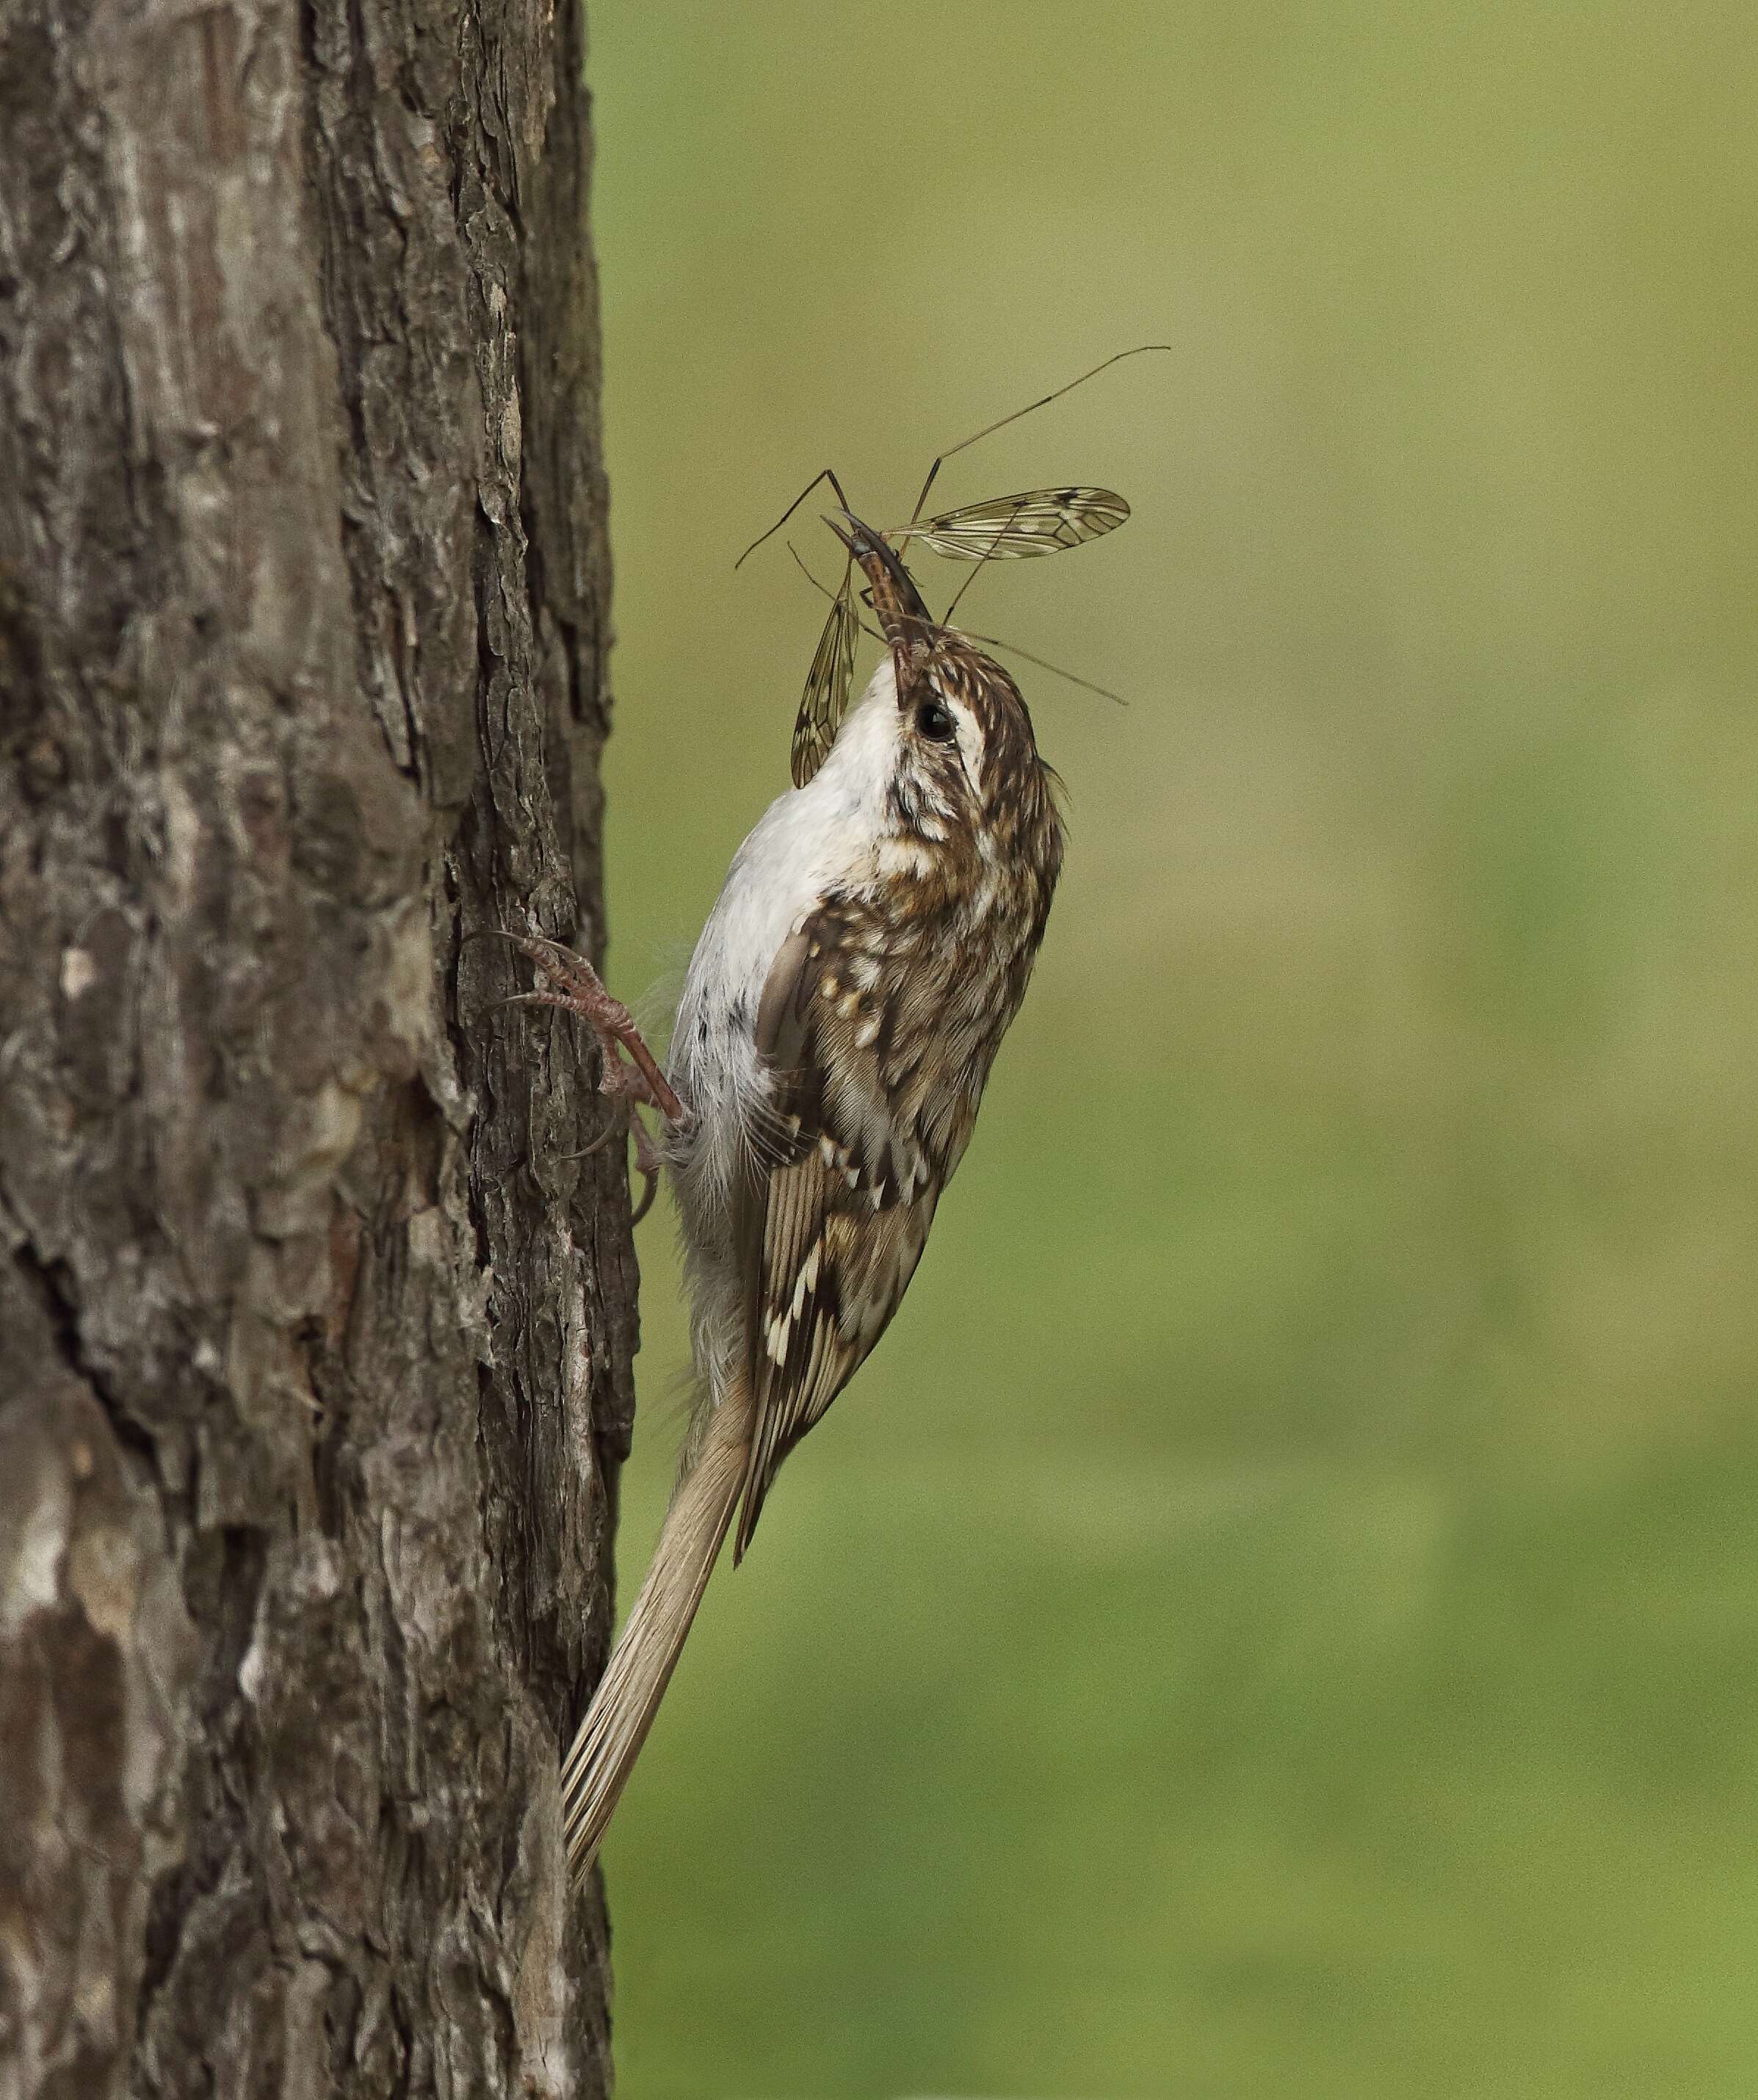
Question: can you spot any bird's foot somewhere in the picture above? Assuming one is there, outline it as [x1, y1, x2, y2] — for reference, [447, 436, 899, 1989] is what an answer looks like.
[500, 930, 687, 1127]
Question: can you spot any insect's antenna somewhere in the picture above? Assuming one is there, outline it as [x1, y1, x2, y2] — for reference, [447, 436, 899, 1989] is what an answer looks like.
[735, 468, 856, 571]
[904, 342, 1172, 530]
[786, 543, 885, 644]
[952, 628, 1129, 708]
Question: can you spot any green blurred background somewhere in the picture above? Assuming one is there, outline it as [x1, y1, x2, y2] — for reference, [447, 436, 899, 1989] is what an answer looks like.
[588, 5, 1758, 2093]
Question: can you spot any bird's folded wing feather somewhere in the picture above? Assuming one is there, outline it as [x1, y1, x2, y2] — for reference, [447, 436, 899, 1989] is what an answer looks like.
[734, 906, 944, 1557]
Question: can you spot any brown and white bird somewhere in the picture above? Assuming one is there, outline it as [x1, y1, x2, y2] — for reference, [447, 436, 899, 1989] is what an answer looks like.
[510, 513, 1065, 1882]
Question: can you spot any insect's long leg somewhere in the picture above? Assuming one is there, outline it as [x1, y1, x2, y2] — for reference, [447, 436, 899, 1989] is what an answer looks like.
[952, 629, 1128, 707]
[901, 342, 1172, 535]
[734, 468, 855, 571]
[939, 502, 1026, 627]
[792, 535, 1126, 705]
[787, 543, 886, 644]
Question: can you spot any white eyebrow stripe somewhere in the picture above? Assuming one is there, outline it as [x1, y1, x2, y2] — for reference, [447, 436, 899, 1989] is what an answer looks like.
[949, 687, 985, 787]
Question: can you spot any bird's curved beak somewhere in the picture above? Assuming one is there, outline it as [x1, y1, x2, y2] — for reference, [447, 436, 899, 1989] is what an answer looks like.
[823, 510, 935, 675]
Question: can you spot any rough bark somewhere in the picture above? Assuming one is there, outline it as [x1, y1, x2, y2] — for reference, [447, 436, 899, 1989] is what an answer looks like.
[0, 0, 632, 2087]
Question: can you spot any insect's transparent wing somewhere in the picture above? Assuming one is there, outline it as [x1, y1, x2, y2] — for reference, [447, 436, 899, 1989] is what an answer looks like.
[791, 568, 859, 788]
[908, 487, 1130, 560]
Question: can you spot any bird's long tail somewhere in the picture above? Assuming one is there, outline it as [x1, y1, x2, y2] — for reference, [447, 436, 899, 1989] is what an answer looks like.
[560, 1375, 752, 1883]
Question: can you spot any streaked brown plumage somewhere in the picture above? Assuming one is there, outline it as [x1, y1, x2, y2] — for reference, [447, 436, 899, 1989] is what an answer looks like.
[510, 515, 1063, 1880]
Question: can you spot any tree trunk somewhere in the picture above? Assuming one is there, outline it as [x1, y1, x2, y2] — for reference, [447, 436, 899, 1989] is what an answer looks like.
[0, 0, 632, 2087]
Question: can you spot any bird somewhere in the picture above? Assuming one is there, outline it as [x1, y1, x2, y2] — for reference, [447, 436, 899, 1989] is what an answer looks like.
[506, 511, 1066, 1883]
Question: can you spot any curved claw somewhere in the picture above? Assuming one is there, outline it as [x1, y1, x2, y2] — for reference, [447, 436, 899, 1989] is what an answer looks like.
[579, 1113, 632, 1161]
[497, 927, 579, 965]
[554, 1106, 661, 1229]
[554, 1108, 632, 1164]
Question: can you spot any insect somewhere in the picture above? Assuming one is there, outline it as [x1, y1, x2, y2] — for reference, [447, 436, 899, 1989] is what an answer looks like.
[735, 344, 1170, 786]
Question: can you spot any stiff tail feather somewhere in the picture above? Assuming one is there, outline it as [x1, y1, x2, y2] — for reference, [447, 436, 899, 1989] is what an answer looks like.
[561, 1378, 752, 1882]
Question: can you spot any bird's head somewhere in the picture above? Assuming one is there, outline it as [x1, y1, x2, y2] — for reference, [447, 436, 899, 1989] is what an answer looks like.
[825, 511, 1060, 862]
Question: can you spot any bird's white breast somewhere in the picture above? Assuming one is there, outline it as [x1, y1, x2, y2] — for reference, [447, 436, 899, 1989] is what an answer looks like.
[668, 661, 902, 1216]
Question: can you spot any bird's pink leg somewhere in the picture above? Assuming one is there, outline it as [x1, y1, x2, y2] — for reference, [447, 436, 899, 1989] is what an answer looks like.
[501, 931, 686, 1125]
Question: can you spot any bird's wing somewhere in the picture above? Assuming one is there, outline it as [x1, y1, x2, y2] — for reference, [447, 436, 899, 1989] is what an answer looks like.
[733, 906, 945, 1559]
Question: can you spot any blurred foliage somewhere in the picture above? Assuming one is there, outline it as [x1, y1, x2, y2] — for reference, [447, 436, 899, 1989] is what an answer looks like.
[587, 3, 1758, 2093]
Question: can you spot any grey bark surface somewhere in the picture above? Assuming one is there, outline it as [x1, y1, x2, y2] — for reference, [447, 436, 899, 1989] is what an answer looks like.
[0, 0, 634, 2087]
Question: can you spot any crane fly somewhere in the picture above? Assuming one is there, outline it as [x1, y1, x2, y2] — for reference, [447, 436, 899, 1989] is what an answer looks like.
[734, 345, 1169, 787]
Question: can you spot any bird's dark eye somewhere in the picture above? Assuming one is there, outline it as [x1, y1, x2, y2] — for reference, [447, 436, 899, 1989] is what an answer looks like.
[915, 698, 955, 743]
